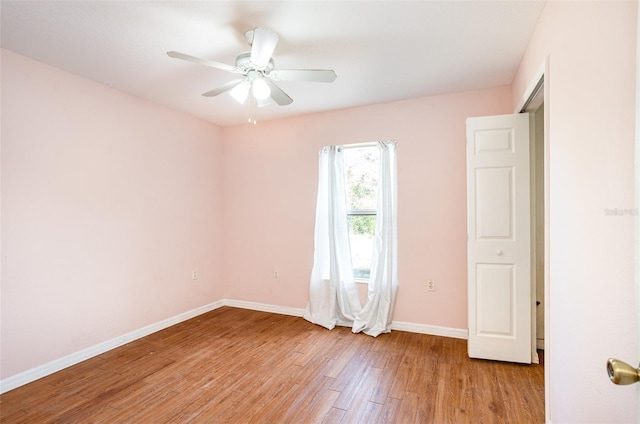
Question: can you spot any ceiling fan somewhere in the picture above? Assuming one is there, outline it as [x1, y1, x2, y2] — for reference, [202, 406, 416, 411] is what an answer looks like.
[167, 27, 337, 108]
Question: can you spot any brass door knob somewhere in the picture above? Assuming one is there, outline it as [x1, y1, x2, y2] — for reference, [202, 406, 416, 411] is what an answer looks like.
[607, 358, 640, 385]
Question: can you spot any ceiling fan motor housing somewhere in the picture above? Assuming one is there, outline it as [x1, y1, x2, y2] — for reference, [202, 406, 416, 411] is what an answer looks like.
[235, 52, 274, 74]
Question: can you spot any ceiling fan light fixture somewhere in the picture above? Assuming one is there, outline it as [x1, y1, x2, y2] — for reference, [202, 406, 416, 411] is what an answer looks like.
[252, 77, 271, 100]
[229, 80, 250, 104]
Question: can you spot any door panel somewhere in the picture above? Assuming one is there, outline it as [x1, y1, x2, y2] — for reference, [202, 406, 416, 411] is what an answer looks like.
[475, 167, 514, 239]
[467, 113, 531, 364]
[476, 264, 514, 335]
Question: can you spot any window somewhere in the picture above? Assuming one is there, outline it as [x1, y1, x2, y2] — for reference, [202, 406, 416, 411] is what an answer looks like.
[343, 145, 380, 281]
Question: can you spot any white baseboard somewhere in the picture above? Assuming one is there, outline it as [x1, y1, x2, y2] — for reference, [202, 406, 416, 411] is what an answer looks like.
[223, 299, 468, 339]
[391, 320, 468, 339]
[0, 300, 224, 394]
[224, 299, 305, 317]
[222, 299, 468, 340]
[1, 298, 467, 394]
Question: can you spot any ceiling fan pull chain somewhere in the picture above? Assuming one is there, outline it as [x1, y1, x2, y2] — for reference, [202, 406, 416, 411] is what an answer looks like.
[249, 96, 257, 125]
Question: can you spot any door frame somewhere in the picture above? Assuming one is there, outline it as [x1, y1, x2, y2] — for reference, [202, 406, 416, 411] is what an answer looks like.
[635, 1, 639, 416]
[514, 56, 550, 421]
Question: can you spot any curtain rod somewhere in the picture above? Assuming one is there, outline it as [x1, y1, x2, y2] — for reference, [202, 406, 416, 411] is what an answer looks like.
[319, 141, 396, 154]
[341, 140, 396, 149]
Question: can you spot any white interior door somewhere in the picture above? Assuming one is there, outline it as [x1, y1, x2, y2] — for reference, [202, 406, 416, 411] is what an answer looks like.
[467, 113, 532, 364]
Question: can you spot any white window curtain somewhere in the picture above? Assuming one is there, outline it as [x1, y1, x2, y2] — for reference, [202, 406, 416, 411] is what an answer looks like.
[303, 141, 398, 337]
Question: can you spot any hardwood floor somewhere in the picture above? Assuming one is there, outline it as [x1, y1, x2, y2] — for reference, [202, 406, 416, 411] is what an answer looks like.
[0, 307, 544, 423]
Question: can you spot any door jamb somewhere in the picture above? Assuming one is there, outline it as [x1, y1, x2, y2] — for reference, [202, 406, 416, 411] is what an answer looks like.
[515, 56, 551, 422]
[634, 2, 639, 417]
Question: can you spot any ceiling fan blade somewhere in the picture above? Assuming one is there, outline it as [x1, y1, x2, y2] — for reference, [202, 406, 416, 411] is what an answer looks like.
[269, 69, 337, 83]
[249, 27, 279, 68]
[265, 80, 293, 106]
[167, 51, 238, 73]
[202, 79, 245, 97]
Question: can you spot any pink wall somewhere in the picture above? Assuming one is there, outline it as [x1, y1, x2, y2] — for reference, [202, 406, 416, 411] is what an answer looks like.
[1, 49, 225, 379]
[512, 1, 637, 422]
[221, 87, 512, 330]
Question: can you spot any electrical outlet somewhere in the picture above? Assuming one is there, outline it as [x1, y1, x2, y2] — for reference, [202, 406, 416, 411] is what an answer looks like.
[273, 269, 279, 279]
[192, 269, 198, 280]
[427, 280, 436, 291]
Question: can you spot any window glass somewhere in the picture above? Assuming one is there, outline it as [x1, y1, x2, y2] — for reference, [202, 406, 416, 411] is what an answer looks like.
[344, 146, 379, 280]
[344, 147, 379, 211]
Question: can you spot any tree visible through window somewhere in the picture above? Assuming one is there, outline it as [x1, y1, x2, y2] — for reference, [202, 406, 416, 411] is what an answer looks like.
[343, 145, 379, 280]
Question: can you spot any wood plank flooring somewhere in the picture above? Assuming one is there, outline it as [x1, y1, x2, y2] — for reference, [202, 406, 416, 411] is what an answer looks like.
[0, 307, 544, 423]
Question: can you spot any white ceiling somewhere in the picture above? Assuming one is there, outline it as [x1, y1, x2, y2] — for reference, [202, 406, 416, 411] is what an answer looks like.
[1, 1, 545, 127]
